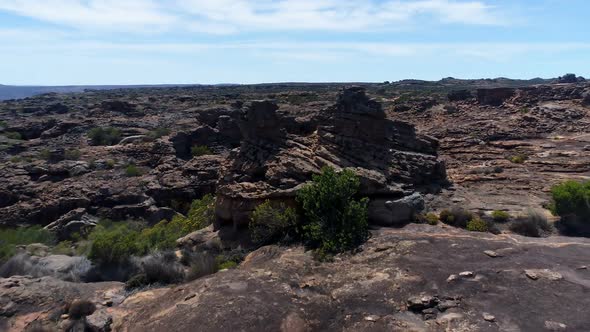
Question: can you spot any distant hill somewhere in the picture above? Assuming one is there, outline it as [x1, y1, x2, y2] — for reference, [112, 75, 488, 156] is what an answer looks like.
[0, 84, 201, 101]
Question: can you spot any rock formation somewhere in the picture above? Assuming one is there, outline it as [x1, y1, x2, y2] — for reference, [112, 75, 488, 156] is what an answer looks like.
[216, 87, 447, 227]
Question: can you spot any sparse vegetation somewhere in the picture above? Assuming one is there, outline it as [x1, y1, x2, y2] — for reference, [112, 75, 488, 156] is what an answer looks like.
[148, 127, 171, 139]
[106, 159, 116, 169]
[491, 210, 511, 223]
[466, 217, 489, 232]
[88, 127, 122, 146]
[509, 210, 552, 237]
[249, 200, 298, 245]
[439, 207, 474, 229]
[125, 164, 142, 177]
[185, 251, 218, 281]
[191, 145, 213, 157]
[38, 148, 52, 160]
[64, 149, 81, 160]
[0, 226, 55, 264]
[508, 154, 528, 164]
[4, 131, 22, 140]
[297, 167, 369, 256]
[88, 196, 215, 265]
[130, 251, 185, 287]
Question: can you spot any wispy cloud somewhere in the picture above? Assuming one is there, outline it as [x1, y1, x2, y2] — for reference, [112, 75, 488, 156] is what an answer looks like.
[0, 0, 509, 34]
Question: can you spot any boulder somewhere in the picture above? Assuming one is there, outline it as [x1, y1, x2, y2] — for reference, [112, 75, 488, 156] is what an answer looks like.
[45, 208, 98, 240]
[368, 193, 425, 226]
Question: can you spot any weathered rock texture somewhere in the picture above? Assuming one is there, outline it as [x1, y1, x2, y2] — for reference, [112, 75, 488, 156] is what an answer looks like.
[216, 87, 447, 227]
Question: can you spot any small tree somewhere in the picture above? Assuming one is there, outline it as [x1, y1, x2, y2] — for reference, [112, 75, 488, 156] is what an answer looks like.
[296, 167, 369, 255]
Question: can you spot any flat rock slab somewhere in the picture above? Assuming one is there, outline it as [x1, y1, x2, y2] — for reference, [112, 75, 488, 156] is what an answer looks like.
[524, 269, 563, 281]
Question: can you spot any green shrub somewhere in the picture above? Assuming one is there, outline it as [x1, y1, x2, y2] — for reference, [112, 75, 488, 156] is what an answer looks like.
[125, 164, 142, 177]
[0, 226, 55, 263]
[52, 241, 75, 256]
[125, 273, 149, 290]
[249, 200, 298, 245]
[491, 210, 511, 223]
[508, 154, 528, 164]
[439, 207, 474, 228]
[191, 145, 213, 157]
[0, 120, 6, 128]
[296, 167, 369, 255]
[137, 195, 215, 251]
[148, 128, 171, 139]
[425, 213, 439, 225]
[4, 131, 22, 140]
[550, 180, 590, 219]
[38, 149, 51, 160]
[509, 210, 552, 237]
[88, 221, 144, 265]
[88, 127, 122, 146]
[106, 159, 116, 169]
[217, 260, 237, 270]
[87, 196, 215, 265]
[550, 180, 590, 236]
[519, 107, 530, 114]
[466, 217, 488, 232]
[64, 149, 81, 160]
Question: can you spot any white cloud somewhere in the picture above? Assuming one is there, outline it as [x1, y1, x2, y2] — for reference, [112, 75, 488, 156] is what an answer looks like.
[0, 0, 508, 34]
[0, 0, 177, 31]
[2, 35, 588, 62]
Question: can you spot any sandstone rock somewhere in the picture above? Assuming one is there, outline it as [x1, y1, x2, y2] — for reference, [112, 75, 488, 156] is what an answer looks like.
[215, 87, 447, 227]
[544, 321, 567, 331]
[483, 313, 495, 322]
[87, 309, 113, 332]
[407, 295, 438, 312]
[45, 208, 98, 240]
[525, 269, 563, 281]
[447, 90, 472, 102]
[477, 88, 515, 106]
[484, 250, 502, 258]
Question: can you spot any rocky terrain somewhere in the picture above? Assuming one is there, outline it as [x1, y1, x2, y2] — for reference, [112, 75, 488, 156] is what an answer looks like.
[1, 79, 590, 331]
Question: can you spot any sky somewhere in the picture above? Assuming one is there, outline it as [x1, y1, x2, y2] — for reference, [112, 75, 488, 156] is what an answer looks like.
[0, 0, 588, 85]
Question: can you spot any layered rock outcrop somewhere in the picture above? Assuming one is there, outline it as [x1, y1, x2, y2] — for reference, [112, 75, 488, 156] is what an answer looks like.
[216, 87, 447, 227]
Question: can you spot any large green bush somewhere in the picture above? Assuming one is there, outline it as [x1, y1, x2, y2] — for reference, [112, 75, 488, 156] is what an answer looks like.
[551, 180, 590, 219]
[88, 127, 122, 146]
[249, 200, 297, 245]
[296, 167, 369, 255]
[551, 180, 590, 236]
[0, 226, 55, 263]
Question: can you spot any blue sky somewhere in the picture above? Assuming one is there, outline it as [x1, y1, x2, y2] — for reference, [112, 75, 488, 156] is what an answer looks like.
[0, 0, 588, 85]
